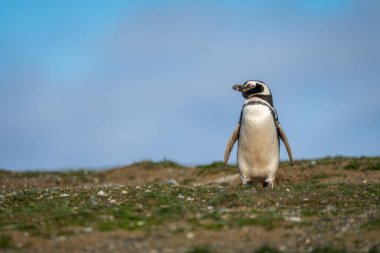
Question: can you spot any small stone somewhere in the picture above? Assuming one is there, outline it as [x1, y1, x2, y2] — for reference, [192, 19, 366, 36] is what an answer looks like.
[186, 232, 194, 239]
[56, 236, 66, 241]
[109, 199, 117, 204]
[145, 189, 151, 193]
[165, 179, 178, 185]
[303, 198, 309, 201]
[285, 216, 302, 222]
[305, 238, 311, 244]
[325, 205, 336, 212]
[135, 186, 141, 189]
[59, 193, 69, 197]
[177, 194, 185, 199]
[286, 188, 290, 192]
[186, 197, 194, 201]
[362, 179, 368, 184]
[83, 227, 93, 233]
[122, 190, 128, 194]
[137, 221, 145, 226]
[207, 206, 214, 210]
[97, 190, 107, 196]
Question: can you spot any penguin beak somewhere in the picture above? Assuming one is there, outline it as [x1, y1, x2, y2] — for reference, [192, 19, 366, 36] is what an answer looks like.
[232, 84, 245, 92]
[233, 84, 255, 92]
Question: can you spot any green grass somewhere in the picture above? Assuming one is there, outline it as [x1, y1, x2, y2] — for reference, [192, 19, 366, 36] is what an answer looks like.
[344, 161, 360, 170]
[312, 173, 344, 181]
[0, 234, 14, 249]
[195, 162, 237, 176]
[311, 248, 347, 253]
[363, 216, 380, 230]
[186, 247, 213, 253]
[253, 246, 281, 253]
[1, 182, 379, 237]
[131, 159, 183, 169]
[0, 157, 379, 252]
[236, 212, 282, 230]
[196, 161, 226, 169]
[343, 157, 380, 171]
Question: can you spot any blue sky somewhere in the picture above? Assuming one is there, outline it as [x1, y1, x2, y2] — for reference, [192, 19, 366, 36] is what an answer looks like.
[1, 0, 379, 170]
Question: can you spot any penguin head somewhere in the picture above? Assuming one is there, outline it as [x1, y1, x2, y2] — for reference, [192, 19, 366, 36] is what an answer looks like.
[233, 80, 273, 104]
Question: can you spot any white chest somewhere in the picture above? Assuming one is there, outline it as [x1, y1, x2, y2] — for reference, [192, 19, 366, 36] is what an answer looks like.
[237, 102, 280, 180]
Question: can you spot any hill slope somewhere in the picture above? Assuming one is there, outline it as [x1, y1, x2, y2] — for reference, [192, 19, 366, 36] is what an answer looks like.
[0, 157, 379, 252]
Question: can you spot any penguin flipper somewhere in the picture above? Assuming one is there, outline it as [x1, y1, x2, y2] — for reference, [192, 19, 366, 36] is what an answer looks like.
[276, 122, 294, 166]
[224, 122, 240, 166]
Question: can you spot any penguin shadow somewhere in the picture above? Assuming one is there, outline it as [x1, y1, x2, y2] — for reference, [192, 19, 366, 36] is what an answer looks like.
[242, 177, 281, 188]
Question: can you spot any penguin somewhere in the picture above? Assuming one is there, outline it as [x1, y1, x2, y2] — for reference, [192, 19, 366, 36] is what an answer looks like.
[224, 80, 293, 188]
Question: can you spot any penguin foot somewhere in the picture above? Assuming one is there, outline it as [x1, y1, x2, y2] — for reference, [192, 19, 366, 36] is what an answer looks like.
[241, 180, 254, 187]
[264, 178, 275, 188]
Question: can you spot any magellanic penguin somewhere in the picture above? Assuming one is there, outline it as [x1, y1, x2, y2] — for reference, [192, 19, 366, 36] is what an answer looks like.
[224, 80, 293, 188]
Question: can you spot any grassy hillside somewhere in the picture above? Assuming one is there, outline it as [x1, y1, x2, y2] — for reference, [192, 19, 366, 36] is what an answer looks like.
[0, 157, 379, 253]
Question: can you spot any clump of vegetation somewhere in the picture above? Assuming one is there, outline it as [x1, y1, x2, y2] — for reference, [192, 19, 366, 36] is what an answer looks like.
[253, 246, 280, 253]
[344, 160, 360, 170]
[131, 159, 183, 169]
[363, 216, 380, 230]
[236, 212, 282, 230]
[367, 159, 380, 171]
[186, 247, 213, 253]
[196, 161, 226, 169]
[0, 234, 14, 249]
[343, 157, 380, 171]
[312, 173, 331, 180]
[311, 247, 347, 253]
[195, 162, 237, 176]
[314, 156, 346, 165]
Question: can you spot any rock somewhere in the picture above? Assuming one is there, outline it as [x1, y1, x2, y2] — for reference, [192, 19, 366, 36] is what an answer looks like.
[285, 216, 302, 222]
[97, 190, 107, 196]
[83, 227, 93, 233]
[165, 179, 178, 185]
